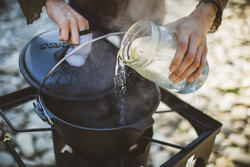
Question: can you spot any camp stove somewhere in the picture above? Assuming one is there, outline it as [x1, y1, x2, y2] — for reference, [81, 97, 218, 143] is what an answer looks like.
[0, 86, 221, 167]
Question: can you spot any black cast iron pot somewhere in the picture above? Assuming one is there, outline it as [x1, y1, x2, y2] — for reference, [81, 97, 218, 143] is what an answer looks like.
[19, 30, 161, 157]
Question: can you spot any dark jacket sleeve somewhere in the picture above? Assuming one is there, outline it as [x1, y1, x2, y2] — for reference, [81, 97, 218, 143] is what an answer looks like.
[17, 0, 47, 24]
[198, 0, 228, 32]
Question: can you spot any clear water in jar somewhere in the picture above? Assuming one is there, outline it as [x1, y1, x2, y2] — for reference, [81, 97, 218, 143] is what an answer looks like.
[126, 35, 208, 94]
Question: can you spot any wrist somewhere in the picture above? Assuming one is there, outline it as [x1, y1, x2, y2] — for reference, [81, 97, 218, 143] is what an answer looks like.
[190, 3, 217, 31]
[45, 0, 64, 7]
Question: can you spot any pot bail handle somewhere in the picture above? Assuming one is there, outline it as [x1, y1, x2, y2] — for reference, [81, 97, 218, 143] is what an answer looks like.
[37, 31, 125, 125]
[39, 31, 125, 97]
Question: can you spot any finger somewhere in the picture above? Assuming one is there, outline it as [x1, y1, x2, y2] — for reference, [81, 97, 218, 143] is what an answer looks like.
[169, 34, 201, 82]
[187, 43, 207, 82]
[174, 44, 203, 83]
[169, 30, 189, 72]
[69, 19, 80, 45]
[58, 20, 70, 41]
[76, 15, 89, 31]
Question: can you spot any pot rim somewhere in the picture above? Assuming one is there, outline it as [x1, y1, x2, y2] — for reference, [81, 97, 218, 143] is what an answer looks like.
[38, 84, 161, 131]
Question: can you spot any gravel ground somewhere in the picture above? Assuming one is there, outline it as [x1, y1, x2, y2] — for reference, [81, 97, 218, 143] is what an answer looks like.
[0, 0, 249, 167]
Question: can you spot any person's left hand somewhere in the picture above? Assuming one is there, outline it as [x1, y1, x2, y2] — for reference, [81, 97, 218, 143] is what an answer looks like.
[45, 0, 89, 45]
[165, 3, 217, 83]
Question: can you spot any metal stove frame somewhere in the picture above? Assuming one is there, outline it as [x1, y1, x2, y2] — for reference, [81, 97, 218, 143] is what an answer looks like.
[0, 87, 222, 167]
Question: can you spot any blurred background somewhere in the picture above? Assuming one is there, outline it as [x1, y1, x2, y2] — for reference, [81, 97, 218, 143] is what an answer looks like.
[0, 0, 249, 166]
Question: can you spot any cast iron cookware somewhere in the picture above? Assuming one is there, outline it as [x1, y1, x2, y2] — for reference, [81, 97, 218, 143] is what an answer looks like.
[19, 30, 117, 100]
[19, 30, 161, 157]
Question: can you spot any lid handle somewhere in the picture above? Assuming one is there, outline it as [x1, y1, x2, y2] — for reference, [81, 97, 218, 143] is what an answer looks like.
[53, 30, 92, 61]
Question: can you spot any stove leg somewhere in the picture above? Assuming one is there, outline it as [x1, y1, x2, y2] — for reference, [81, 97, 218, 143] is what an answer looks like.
[119, 157, 125, 167]
[193, 135, 216, 167]
[52, 130, 66, 167]
[194, 158, 206, 167]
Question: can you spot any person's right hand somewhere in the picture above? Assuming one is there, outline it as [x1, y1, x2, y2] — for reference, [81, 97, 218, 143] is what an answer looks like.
[45, 0, 89, 45]
[165, 3, 216, 83]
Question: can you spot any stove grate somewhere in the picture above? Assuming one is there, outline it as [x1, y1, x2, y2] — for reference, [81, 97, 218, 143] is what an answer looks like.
[0, 87, 222, 167]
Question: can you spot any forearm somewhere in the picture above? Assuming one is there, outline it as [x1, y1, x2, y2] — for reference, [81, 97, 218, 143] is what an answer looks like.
[17, 0, 47, 24]
[199, 0, 228, 10]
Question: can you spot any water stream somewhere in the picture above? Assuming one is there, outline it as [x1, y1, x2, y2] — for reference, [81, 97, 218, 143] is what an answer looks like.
[113, 53, 127, 126]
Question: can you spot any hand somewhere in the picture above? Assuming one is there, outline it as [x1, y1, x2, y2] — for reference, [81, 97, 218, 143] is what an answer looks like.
[165, 3, 217, 83]
[45, 0, 89, 45]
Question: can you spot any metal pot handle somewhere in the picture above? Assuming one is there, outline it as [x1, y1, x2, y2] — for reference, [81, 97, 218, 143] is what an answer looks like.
[34, 95, 55, 126]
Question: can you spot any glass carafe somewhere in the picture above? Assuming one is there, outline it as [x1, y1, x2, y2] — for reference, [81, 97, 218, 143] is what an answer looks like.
[118, 20, 209, 94]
